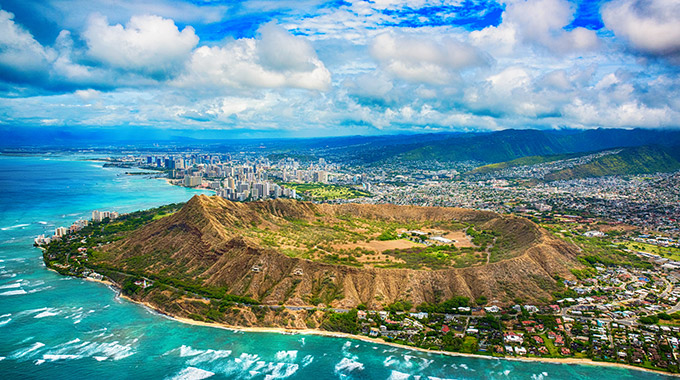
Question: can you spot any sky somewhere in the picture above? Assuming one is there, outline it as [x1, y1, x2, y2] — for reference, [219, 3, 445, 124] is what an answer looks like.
[0, 0, 679, 138]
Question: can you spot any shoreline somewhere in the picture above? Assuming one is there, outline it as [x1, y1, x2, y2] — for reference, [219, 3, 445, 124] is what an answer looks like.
[168, 315, 680, 377]
[94, 279, 677, 378]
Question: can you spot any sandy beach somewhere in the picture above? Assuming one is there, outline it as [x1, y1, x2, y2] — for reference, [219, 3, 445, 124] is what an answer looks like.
[167, 311, 680, 377]
[93, 279, 678, 378]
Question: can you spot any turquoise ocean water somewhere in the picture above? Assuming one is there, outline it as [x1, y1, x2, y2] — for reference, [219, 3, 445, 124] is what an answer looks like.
[0, 154, 674, 379]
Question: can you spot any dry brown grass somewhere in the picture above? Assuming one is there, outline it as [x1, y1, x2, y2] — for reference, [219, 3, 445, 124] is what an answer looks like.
[333, 239, 421, 253]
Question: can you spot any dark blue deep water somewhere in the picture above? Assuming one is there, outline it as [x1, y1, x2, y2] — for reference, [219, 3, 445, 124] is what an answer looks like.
[0, 154, 675, 379]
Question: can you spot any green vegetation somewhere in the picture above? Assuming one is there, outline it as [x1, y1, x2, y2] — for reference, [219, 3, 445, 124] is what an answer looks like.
[377, 229, 398, 241]
[417, 296, 470, 314]
[41, 202, 260, 307]
[545, 145, 680, 181]
[280, 182, 370, 201]
[622, 241, 680, 261]
[385, 300, 413, 312]
[469, 153, 579, 175]
[320, 309, 359, 334]
[377, 244, 484, 270]
[542, 224, 653, 270]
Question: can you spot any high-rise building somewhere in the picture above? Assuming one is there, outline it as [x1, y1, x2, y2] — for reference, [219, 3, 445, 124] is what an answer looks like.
[313, 170, 328, 183]
[183, 175, 202, 187]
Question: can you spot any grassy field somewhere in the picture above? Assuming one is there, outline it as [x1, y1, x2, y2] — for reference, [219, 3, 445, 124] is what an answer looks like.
[280, 182, 370, 201]
[239, 213, 492, 270]
[622, 241, 680, 260]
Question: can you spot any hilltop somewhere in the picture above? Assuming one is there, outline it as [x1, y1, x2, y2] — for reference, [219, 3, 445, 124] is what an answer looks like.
[85, 195, 580, 314]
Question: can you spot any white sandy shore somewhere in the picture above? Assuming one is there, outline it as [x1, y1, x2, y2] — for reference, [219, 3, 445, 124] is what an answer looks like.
[98, 282, 678, 378]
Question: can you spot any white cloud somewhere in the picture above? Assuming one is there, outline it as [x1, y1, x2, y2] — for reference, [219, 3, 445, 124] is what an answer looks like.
[176, 24, 330, 91]
[0, 10, 54, 79]
[487, 66, 532, 93]
[370, 32, 489, 84]
[602, 0, 680, 62]
[344, 72, 393, 99]
[469, 23, 518, 56]
[83, 14, 198, 77]
[565, 98, 673, 128]
[75, 89, 101, 101]
[489, 0, 599, 55]
[538, 69, 572, 90]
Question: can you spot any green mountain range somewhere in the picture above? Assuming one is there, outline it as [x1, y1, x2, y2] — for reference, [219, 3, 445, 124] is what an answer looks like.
[544, 145, 680, 181]
[327, 128, 680, 164]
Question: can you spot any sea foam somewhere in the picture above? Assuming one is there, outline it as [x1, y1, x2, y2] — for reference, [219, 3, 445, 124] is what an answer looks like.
[335, 357, 364, 374]
[168, 367, 215, 380]
[274, 350, 297, 362]
[0, 289, 26, 296]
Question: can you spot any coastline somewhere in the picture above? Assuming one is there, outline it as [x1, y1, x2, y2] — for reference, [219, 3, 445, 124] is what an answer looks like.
[168, 315, 679, 377]
[96, 279, 678, 378]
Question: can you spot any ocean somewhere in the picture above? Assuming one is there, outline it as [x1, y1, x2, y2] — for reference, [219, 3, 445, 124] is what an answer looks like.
[0, 153, 674, 379]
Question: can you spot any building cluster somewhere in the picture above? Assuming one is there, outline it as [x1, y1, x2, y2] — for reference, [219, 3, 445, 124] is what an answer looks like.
[361, 171, 680, 233]
[35, 210, 119, 246]
[92, 210, 119, 222]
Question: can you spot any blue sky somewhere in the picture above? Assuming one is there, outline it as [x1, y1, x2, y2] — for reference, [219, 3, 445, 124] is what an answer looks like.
[0, 0, 679, 137]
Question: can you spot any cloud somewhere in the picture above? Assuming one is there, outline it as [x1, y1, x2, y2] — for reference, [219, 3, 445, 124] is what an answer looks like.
[0, 10, 54, 82]
[370, 32, 490, 84]
[175, 24, 330, 91]
[74, 88, 100, 101]
[475, 0, 599, 55]
[83, 14, 198, 78]
[602, 0, 680, 63]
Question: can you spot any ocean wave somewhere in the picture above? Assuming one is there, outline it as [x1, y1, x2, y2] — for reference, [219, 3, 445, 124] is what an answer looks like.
[460, 363, 473, 371]
[17, 307, 50, 317]
[232, 352, 261, 372]
[335, 357, 364, 374]
[48, 339, 135, 362]
[301, 354, 314, 367]
[167, 367, 215, 380]
[167, 345, 232, 364]
[0, 318, 11, 326]
[37, 221, 48, 225]
[0, 313, 10, 318]
[188, 350, 232, 365]
[263, 362, 298, 379]
[274, 350, 297, 362]
[531, 372, 548, 380]
[41, 354, 79, 362]
[34, 308, 61, 319]
[383, 355, 399, 367]
[387, 370, 410, 380]
[0, 224, 30, 231]
[419, 358, 434, 370]
[0, 289, 26, 296]
[11, 342, 46, 359]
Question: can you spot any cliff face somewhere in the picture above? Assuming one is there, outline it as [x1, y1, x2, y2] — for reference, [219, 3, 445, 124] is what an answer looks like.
[98, 195, 580, 307]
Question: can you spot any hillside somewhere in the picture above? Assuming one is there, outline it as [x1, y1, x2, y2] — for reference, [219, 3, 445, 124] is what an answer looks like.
[544, 145, 680, 181]
[331, 128, 680, 164]
[87, 195, 580, 315]
[468, 153, 580, 175]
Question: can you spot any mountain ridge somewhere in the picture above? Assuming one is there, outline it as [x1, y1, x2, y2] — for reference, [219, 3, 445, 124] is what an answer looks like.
[94, 195, 582, 310]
